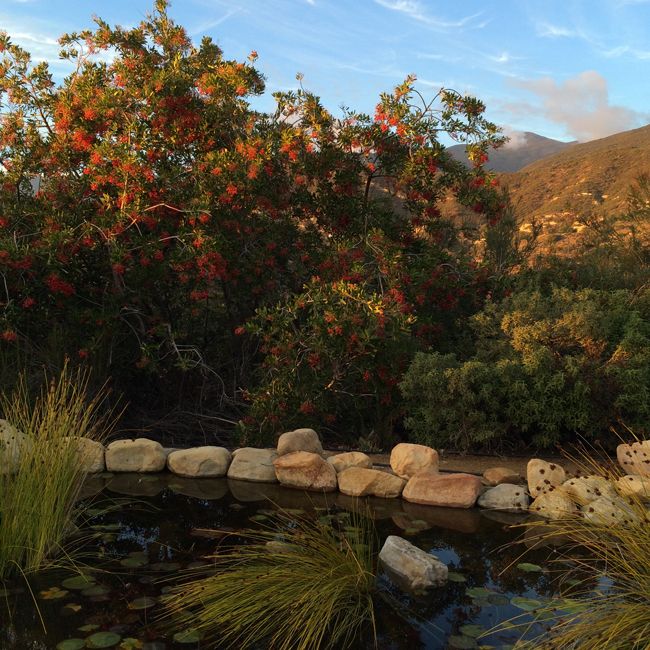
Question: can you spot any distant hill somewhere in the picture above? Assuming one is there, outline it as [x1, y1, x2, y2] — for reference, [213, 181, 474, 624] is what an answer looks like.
[448, 132, 575, 173]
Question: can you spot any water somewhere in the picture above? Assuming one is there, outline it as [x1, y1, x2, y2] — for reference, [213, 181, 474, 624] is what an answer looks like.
[0, 473, 585, 649]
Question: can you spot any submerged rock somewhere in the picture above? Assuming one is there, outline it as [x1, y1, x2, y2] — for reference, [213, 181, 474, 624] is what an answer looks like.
[527, 459, 566, 497]
[105, 438, 166, 473]
[167, 446, 231, 478]
[477, 483, 529, 512]
[227, 448, 278, 483]
[379, 535, 448, 593]
[402, 472, 481, 508]
[327, 451, 372, 473]
[390, 443, 439, 479]
[273, 451, 337, 492]
[276, 428, 323, 456]
[337, 467, 405, 498]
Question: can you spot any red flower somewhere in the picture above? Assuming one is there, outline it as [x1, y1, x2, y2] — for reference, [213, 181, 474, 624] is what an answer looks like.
[1, 330, 17, 342]
[46, 273, 75, 296]
[21, 297, 36, 309]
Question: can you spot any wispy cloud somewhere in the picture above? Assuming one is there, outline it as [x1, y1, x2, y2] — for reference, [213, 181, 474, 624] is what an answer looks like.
[374, 0, 484, 30]
[188, 9, 239, 36]
[536, 22, 576, 38]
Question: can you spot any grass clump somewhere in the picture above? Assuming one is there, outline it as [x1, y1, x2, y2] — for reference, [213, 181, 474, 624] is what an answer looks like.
[0, 363, 116, 579]
[160, 506, 378, 649]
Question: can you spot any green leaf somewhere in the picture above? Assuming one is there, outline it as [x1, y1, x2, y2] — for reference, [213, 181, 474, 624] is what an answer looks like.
[40, 587, 69, 600]
[173, 629, 201, 644]
[82, 585, 110, 597]
[56, 640, 85, 650]
[459, 624, 485, 638]
[510, 596, 543, 611]
[516, 562, 543, 573]
[85, 631, 122, 648]
[119, 557, 147, 568]
[466, 587, 493, 599]
[447, 571, 467, 583]
[62, 575, 97, 590]
[448, 635, 478, 649]
[78, 624, 100, 633]
[127, 596, 157, 610]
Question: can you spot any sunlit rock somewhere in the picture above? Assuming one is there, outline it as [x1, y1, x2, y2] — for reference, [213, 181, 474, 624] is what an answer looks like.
[227, 447, 278, 483]
[105, 438, 166, 473]
[273, 451, 337, 492]
[390, 443, 439, 479]
[527, 459, 566, 497]
[477, 483, 529, 512]
[167, 446, 231, 478]
[337, 467, 405, 498]
[402, 472, 481, 508]
[327, 451, 372, 473]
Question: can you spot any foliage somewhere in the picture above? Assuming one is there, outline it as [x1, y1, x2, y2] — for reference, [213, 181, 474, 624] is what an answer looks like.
[0, 363, 115, 579]
[159, 507, 378, 650]
[401, 287, 650, 450]
[0, 1, 504, 439]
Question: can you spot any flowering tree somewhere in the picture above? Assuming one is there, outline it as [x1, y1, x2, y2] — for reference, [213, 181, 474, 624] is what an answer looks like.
[0, 1, 504, 442]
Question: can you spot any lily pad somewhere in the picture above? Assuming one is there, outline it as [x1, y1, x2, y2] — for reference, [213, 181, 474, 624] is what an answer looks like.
[516, 562, 543, 573]
[62, 603, 83, 615]
[119, 557, 148, 569]
[249, 514, 269, 522]
[56, 640, 86, 650]
[466, 587, 493, 599]
[448, 635, 478, 649]
[82, 585, 111, 597]
[447, 571, 467, 583]
[85, 631, 122, 648]
[127, 596, 158, 610]
[487, 593, 510, 606]
[173, 629, 201, 644]
[148, 561, 181, 572]
[118, 640, 142, 650]
[62, 575, 97, 590]
[460, 625, 485, 638]
[78, 624, 100, 633]
[40, 587, 69, 600]
[510, 596, 543, 611]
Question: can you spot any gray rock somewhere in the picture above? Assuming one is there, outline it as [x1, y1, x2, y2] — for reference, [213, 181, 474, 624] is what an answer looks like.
[276, 428, 323, 456]
[167, 446, 231, 478]
[105, 438, 167, 473]
[478, 483, 529, 512]
[227, 447, 278, 483]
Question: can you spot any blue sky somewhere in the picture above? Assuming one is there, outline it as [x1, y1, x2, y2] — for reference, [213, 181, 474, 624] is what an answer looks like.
[3, 0, 650, 143]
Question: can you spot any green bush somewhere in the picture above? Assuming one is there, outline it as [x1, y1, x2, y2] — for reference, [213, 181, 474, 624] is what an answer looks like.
[401, 287, 650, 450]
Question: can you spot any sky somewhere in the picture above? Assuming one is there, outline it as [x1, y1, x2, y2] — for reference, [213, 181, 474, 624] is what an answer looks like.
[2, 0, 650, 145]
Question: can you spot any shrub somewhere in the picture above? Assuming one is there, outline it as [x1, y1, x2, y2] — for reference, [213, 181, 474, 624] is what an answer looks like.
[401, 287, 650, 450]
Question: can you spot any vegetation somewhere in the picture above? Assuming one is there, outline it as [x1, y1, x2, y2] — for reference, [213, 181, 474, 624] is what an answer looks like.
[159, 507, 378, 649]
[0, 364, 115, 579]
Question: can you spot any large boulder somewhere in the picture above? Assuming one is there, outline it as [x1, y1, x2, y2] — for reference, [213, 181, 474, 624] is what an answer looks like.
[616, 441, 650, 477]
[337, 467, 406, 498]
[562, 476, 617, 505]
[390, 443, 439, 479]
[276, 428, 323, 456]
[402, 472, 481, 508]
[105, 438, 167, 473]
[527, 459, 566, 497]
[483, 466, 521, 486]
[167, 446, 231, 478]
[477, 483, 529, 512]
[273, 451, 337, 492]
[615, 475, 650, 501]
[65, 437, 105, 473]
[0, 419, 31, 473]
[227, 448, 278, 483]
[379, 535, 448, 594]
[529, 489, 576, 520]
[327, 451, 372, 473]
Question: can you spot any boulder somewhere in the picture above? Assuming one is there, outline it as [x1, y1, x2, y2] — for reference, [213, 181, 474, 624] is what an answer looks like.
[527, 459, 566, 497]
[616, 441, 650, 477]
[0, 419, 31, 473]
[477, 483, 529, 512]
[65, 437, 105, 473]
[227, 448, 278, 483]
[337, 467, 406, 498]
[390, 443, 439, 479]
[327, 451, 372, 473]
[379, 535, 448, 594]
[483, 466, 521, 486]
[167, 446, 231, 478]
[583, 495, 644, 526]
[562, 475, 617, 505]
[273, 451, 337, 492]
[402, 472, 481, 508]
[105, 438, 166, 473]
[615, 475, 650, 501]
[529, 490, 576, 520]
[276, 428, 323, 456]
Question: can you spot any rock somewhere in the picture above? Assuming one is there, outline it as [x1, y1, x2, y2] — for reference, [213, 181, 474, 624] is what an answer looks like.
[105, 438, 166, 473]
[402, 472, 482, 508]
[483, 466, 521, 486]
[167, 446, 231, 478]
[337, 467, 406, 498]
[65, 437, 105, 473]
[583, 495, 644, 526]
[227, 448, 278, 483]
[616, 441, 650, 477]
[0, 419, 31, 473]
[477, 483, 529, 512]
[273, 451, 337, 492]
[378, 535, 448, 593]
[527, 459, 566, 497]
[615, 475, 650, 501]
[390, 443, 439, 479]
[327, 451, 372, 473]
[276, 428, 323, 456]
[562, 476, 617, 505]
[529, 490, 577, 520]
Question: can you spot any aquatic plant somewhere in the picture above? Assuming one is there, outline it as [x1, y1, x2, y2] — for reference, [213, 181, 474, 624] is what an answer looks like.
[160, 507, 378, 649]
[0, 363, 116, 579]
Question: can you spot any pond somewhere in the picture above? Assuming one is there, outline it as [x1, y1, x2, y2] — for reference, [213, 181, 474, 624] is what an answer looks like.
[1, 473, 586, 649]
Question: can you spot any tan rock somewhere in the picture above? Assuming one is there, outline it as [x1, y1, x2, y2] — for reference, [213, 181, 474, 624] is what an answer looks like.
[529, 490, 576, 520]
[615, 474, 650, 501]
[273, 451, 337, 492]
[338, 467, 406, 498]
[167, 446, 231, 478]
[65, 437, 105, 473]
[527, 459, 566, 497]
[327, 451, 372, 473]
[616, 441, 650, 477]
[402, 472, 481, 508]
[562, 475, 617, 505]
[105, 438, 166, 473]
[276, 428, 323, 456]
[390, 443, 439, 479]
[583, 495, 644, 526]
[0, 419, 31, 474]
[227, 448, 278, 483]
[483, 466, 521, 486]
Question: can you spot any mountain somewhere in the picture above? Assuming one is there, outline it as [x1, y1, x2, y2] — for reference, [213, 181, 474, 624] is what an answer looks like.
[448, 132, 575, 173]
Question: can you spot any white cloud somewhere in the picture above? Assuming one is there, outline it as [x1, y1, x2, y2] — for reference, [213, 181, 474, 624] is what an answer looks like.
[374, 0, 484, 30]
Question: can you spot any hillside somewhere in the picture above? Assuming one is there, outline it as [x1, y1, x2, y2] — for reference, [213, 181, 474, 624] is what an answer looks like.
[448, 132, 574, 172]
[502, 124, 650, 255]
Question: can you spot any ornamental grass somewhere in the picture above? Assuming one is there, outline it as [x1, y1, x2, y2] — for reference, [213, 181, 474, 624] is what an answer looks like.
[0, 363, 116, 579]
[160, 506, 378, 650]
